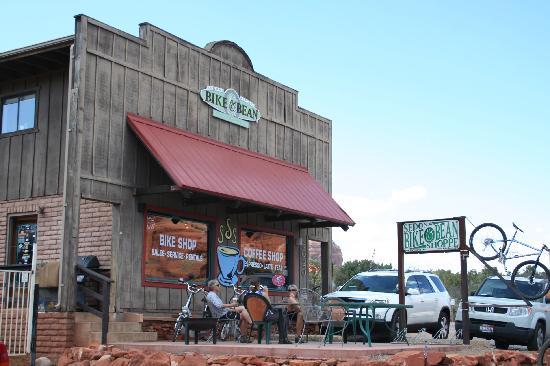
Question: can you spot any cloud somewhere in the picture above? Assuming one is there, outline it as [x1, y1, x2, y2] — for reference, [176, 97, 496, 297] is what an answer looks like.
[333, 185, 428, 266]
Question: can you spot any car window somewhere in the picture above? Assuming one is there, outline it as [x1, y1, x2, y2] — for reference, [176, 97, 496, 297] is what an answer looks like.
[405, 277, 419, 292]
[414, 275, 435, 294]
[429, 275, 447, 292]
[340, 275, 398, 293]
[477, 278, 545, 300]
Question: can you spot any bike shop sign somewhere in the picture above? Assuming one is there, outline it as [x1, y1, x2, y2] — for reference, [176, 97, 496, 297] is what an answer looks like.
[200, 86, 261, 128]
[401, 218, 462, 253]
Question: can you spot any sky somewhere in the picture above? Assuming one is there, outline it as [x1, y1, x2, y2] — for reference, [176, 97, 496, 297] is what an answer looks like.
[2, 1, 549, 273]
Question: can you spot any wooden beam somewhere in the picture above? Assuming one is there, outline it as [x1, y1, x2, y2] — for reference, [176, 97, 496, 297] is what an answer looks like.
[182, 195, 221, 206]
[299, 221, 349, 231]
[264, 214, 305, 222]
[226, 205, 273, 214]
[133, 185, 181, 196]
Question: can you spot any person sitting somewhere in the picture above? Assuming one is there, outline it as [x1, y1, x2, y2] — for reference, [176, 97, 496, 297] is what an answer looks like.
[249, 280, 291, 344]
[286, 284, 305, 343]
[206, 279, 253, 343]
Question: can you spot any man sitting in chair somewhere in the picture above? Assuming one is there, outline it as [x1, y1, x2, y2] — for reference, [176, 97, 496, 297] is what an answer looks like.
[206, 279, 253, 343]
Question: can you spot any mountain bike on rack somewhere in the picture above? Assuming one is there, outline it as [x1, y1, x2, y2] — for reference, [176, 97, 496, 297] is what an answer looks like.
[172, 278, 205, 342]
[470, 222, 550, 300]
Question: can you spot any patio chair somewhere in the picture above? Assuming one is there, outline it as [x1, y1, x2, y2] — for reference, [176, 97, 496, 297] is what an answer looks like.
[243, 293, 278, 344]
[297, 288, 322, 342]
[321, 298, 350, 346]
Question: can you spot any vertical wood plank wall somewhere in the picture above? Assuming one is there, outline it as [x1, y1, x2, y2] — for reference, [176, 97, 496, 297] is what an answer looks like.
[76, 17, 333, 312]
[0, 70, 69, 200]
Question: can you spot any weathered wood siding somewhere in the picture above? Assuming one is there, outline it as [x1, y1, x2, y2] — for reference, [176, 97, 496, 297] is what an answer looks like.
[76, 17, 332, 312]
[0, 70, 69, 200]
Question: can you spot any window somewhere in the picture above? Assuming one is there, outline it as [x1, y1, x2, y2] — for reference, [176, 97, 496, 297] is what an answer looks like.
[429, 275, 447, 292]
[239, 230, 289, 290]
[341, 275, 398, 293]
[405, 277, 419, 292]
[1, 93, 36, 134]
[413, 275, 435, 294]
[143, 211, 210, 286]
[7, 216, 37, 265]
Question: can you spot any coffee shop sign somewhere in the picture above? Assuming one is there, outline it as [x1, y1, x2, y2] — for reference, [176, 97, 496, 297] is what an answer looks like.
[402, 219, 461, 253]
[200, 86, 261, 129]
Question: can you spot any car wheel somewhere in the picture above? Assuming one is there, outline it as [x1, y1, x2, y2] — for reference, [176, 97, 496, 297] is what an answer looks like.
[528, 321, 545, 351]
[381, 310, 407, 342]
[432, 310, 450, 339]
[495, 340, 509, 349]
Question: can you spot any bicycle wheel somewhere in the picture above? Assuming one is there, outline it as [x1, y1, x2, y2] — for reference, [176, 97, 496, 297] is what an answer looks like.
[172, 319, 184, 342]
[537, 338, 550, 365]
[469, 223, 507, 261]
[511, 260, 550, 300]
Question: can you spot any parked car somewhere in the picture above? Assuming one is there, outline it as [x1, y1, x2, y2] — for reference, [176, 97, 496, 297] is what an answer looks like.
[324, 270, 452, 341]
[0, 341, 8, 366]
[455, 275, 550, 350]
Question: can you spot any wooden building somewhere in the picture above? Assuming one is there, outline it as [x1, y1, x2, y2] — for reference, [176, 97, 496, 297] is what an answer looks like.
[0, 15, 353, 355]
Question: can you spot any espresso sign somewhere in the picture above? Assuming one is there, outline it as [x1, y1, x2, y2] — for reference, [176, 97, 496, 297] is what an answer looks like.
[143, 212, 209, 286]
[402, 218, 461, 253]
[200, 86, 261, 128]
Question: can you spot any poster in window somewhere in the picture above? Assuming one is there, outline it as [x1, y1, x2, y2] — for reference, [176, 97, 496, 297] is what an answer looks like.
[143, 212, 209, 286]
[240, 230, 288, 289]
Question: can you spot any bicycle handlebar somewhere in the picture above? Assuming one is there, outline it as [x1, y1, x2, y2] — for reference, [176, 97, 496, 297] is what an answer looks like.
[177, 278, 204, 294]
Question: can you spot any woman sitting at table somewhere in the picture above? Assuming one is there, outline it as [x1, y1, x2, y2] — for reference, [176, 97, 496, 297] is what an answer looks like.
[286, 284, 305, 343]
[249, 280, 291, 344]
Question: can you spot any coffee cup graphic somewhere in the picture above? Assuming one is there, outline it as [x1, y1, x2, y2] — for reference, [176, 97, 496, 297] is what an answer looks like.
[217, 245, 247, 286]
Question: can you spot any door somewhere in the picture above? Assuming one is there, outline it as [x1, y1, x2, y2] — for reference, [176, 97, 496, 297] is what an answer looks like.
[404, 276, 423, 325]
[413, 275, 439, 324]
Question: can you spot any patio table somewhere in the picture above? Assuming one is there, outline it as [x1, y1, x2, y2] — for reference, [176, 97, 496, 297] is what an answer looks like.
[322, 301, 412, 347]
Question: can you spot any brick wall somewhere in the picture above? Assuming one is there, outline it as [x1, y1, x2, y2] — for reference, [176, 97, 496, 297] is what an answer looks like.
[0, 196, 113, 269]
[36, 312, 74, 360]
[0, 195, 64, 265]
[78, 199, 113, 268]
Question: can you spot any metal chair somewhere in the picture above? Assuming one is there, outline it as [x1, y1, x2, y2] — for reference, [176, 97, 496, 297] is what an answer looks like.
[297, 288, 323, 343]
[321, 299, 350, 346]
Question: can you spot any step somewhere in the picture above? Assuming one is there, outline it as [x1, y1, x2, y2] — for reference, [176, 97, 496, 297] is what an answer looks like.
[74, 311, 143, 323]
[90, 331, 158, 343]
[90, 321, 142, 332]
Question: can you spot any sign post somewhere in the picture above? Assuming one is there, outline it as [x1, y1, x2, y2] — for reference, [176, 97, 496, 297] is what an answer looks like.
[397, 216, 469, 344]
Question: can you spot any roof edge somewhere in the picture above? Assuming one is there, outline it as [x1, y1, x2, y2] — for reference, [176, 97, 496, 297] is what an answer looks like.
[0, 35, 74, 62]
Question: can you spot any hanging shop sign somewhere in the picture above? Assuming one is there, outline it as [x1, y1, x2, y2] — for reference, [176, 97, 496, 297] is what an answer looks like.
[399, 217, 465, 254]
[200, 86, 261, 128]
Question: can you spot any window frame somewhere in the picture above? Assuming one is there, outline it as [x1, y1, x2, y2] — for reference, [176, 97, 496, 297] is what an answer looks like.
[1, 90, 39, 137]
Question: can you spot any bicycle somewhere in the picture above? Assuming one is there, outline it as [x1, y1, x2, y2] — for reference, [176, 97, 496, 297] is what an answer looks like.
[172, 278, 205, 342]
[218, 284, 246, 341]
[470, 222, 550, 300]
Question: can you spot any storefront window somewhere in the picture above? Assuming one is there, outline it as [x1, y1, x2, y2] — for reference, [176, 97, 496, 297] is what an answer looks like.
[143, 211, 209, 286]
[239, 230, 289, 290]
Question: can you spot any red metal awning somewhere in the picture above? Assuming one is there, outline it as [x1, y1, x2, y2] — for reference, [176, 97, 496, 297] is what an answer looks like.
[127, 113, 354, 227]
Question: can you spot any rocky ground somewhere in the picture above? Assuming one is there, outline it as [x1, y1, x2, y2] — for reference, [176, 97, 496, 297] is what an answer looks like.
[51, 344, 540, 366]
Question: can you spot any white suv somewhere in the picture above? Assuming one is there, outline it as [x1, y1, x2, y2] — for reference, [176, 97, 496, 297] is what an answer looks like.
[455, 276, 550, 350]
[325, 270, 452, 341]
